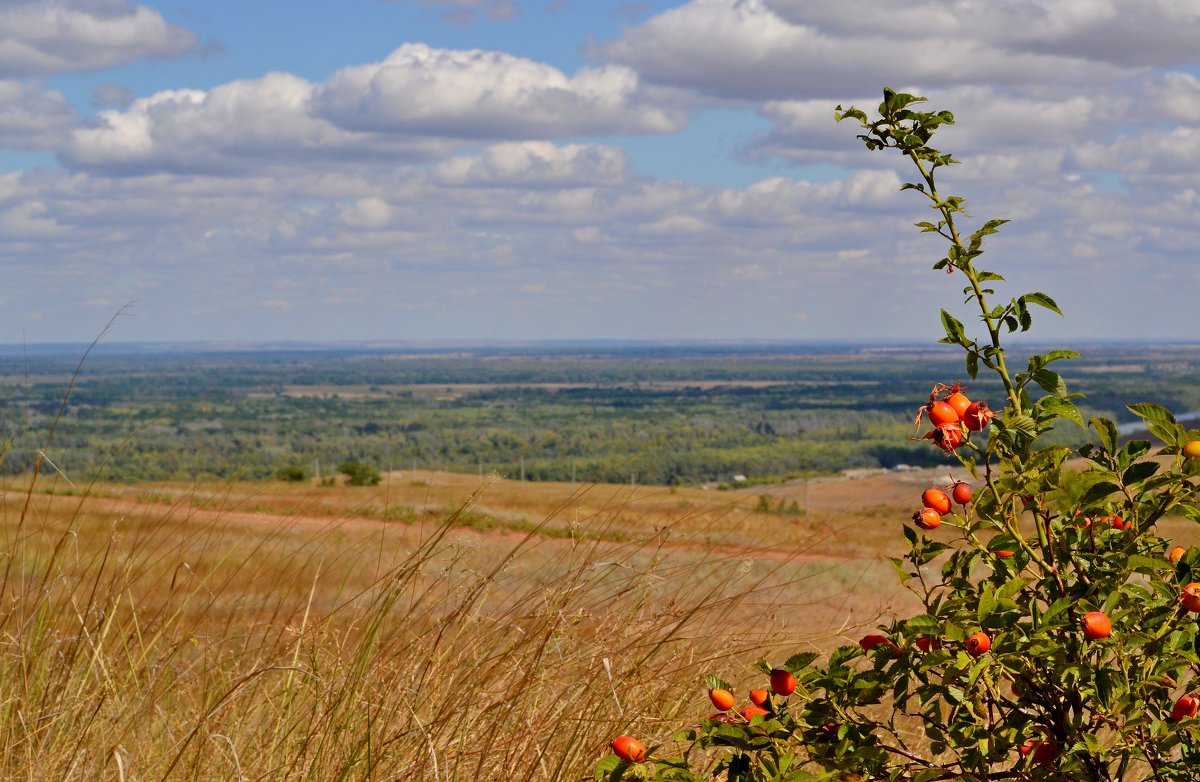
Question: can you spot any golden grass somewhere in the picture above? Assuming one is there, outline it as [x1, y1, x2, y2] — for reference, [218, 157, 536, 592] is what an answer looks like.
[0, 468, 918, 781]
[7, 463, 1200, 779]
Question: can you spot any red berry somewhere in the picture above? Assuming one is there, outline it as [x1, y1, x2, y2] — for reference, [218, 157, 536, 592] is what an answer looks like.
[966, 631, 991, 656]
[739, 705, 769, 722]
[912, 507, 941, 530]
[610, 736, 646, 763]
[769, 668, 796, 697]
[945, 391, 972, 419]
[951, 481, 972, 505]
[926, 400, 960, 428]
[1081, 611, 1111, 640]
[708, 688, 735, 711]
[922, 488, 952, 515]
[1173, 694, 1199, 722]
[963, 401, 993, 431]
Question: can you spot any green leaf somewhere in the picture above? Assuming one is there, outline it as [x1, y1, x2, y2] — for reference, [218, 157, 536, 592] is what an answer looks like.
[1032, 349, 1082, 368]
[1022, 291, 1062, 316]
[784, 652, 819, 672]
[1002, 414, 1038, 438]
[997, 577, 1029, 601]
[1041, 597, 1074, 626]
[1123, 461, 1160, 485]
[1032, 369, 1068, 397]
[1128, 402, 1177, 427]
[705, 674, 734, 692]
[1129, 555, 1171, 574]
[1089, 417, 1119, 454]
[904, 614, 941, 634]
[977, 586, 997, 623]
[594, 755, 621, 780]
[1079, 481, 1120, 506]
[1036, 396, 1084, 428]
[965, 351, 979, 379]
[940, 310, 967, 345]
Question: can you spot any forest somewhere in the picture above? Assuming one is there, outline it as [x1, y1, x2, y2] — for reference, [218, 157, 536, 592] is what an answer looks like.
[0, 341, 1194, 486]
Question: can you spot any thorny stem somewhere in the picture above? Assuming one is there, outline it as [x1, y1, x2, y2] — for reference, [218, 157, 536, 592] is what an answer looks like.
[904, 150, 1020, 416]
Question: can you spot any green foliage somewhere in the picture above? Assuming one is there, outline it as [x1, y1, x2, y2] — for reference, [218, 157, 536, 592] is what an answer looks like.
[597, 89, 1200, 782]
[338, 459, 381, 486]
[274, 464, 308, 482]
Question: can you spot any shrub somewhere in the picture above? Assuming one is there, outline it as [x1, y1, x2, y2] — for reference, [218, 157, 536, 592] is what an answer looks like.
[597, 88, 1200, 782]
[275, 464, 309, 482]
[338, 459, 381, 486]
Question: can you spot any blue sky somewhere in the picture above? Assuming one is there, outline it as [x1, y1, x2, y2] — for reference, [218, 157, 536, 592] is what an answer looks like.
[2, 0, 1200, 344]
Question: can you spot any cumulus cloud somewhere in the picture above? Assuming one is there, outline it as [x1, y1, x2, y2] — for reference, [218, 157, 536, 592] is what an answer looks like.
[767, 0, 1200, 68]
[0, 78, 75, 148]
[60, 44, 686, 175]
[60, 72, 462, 174]
[749, 87, 1105, 168]
[599, 0, 1125, 100]
[316, 43, 685, 138]
[0, 0, 198, 77]
[431, 142, 628, 187]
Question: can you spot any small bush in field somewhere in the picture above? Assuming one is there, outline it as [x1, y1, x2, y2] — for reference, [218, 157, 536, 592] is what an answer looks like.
[597, 88, 1200, 782]
[338, 458, 381, 486]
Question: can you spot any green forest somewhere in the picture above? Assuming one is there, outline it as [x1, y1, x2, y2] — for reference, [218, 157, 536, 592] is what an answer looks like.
[0, 342, 1195, 486]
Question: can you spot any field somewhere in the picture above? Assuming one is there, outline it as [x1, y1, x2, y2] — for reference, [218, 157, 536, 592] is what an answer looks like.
[4, 343, 1200, 779]
[7, 460, 1200, 780]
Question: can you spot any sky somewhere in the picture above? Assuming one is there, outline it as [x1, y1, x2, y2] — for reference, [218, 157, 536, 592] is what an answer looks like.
[2, 0, 1200, 345]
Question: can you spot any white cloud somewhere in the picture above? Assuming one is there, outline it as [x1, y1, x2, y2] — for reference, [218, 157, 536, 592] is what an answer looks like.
[60, 72, 462, 173]
[599, 0, 1125, 100]
[0, 78, 75, 148]
[316, 43, 685, 138]
[0, 0, 198, 77]
[432, 142, 628, 187]
[766, 0, 1200, 68]
[59, 44, 685, 175]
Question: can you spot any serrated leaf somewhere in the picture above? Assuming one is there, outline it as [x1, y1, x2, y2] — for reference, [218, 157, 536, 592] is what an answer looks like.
[594, 755, 621, 780]
[997, 576, 1030, 601]
[1038, 349, 1082, 366]
[888, 556, 913, 583]
[1003, 414, 1038, 438]
[1022, 291, 1062, 315]
[1129, 555, 1171, 573]
[978, 586, 997, 623]
[904, 614, 941, 633]
[1042, 597, 1074, 626]
[784, 652, 819, 672]
[1090, 417, 1118, 454]
[1079, 481, 1120, 506]
[1032, 369, 1068, 397]
[1036, 396, 1084, 428]
[940, 310, 967, 345]
[1128, 402, 1177, 427]
[1123, 461, 1160, 485]
[705, 674, 734, 692]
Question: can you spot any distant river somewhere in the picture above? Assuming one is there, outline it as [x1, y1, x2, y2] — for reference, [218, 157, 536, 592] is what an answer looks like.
[1115, 412, 1200, 436]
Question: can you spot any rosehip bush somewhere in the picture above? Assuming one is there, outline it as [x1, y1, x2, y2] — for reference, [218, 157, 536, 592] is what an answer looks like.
[596, 89, 1200, 782]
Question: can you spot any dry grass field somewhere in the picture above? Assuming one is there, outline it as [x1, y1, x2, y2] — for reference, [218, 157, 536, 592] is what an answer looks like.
[4, 466, 1198, 780]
